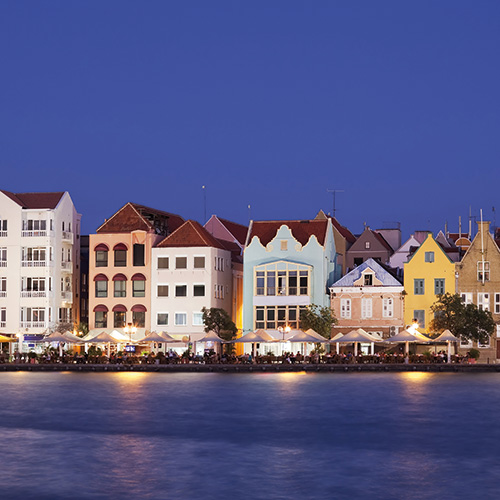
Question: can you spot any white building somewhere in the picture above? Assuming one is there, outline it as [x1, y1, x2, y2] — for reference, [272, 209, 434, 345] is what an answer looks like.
[0, 191, 81, 350]
[150, 220, 233, 352]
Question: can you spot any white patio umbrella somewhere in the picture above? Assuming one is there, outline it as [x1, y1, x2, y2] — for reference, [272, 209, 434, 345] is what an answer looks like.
[330, 328, 381, 356]
[83, 331, 118, 357]
[232, 329, 276, 358]
[385, 329, 431, 355]
[288, 329, 330, 357]
[38, 331, 71, 357]
[431, 329, 460, 363]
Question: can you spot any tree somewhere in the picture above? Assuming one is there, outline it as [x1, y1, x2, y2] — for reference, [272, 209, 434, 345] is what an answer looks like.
[430, 293, 495, 344]
[299, 304, 337, 339]
[201, 307, 238, 341]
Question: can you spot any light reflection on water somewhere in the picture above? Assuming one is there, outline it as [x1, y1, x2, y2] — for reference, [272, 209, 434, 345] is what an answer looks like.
[0, 372, 499, 499]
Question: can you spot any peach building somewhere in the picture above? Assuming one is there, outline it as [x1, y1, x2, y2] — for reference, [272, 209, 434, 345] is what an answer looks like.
[88, 203, 184, 339]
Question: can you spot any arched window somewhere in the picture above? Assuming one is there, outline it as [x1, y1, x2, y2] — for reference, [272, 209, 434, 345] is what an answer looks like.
[132, 273, 146, 298]
[112, 273, 127, 298]
[113, 243, 128, 267]
[94, 274, 108, 298]
[112, 304, 127, 328]
[93, 304, 108, 328]
[132, 304, 146, 328]
[94, 244, 109, 267]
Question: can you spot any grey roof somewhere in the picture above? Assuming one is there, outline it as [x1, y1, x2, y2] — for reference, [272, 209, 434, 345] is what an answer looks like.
[331, 258, 402, 287]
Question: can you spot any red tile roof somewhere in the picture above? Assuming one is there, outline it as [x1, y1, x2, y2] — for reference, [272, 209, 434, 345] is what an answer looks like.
[216, 217, 249, 246]
[373, 231, 395, 253]
[248, 220, 329, 246]
[330, 217, 356, 243]
[1, 190, 65, 209]
[156, 220, 227, 249]
[96, 203, 184, 234]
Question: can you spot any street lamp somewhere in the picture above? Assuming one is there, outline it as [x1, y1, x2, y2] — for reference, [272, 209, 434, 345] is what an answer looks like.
[124, 322, 137, 343]
[278, 325, 291, 356]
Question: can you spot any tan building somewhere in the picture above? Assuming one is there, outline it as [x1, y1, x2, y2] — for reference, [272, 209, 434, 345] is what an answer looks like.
[456, 221, 500, 362]
[88, 203, 184, 339]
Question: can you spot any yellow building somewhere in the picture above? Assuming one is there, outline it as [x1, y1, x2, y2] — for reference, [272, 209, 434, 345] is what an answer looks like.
[403, 233, 456, 332]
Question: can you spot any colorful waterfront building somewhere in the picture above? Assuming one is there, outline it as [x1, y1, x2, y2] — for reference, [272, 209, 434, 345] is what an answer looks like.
[345, 226, 394, 270]
[0, 191, 81, 349]
[403, 233, 456, 332]
[242, 219, 337, 335]
[150, 220, 235, 350]
[330, 258, 404, 339]
[456, 220, 500, 361]
[88, 203, 184, 340]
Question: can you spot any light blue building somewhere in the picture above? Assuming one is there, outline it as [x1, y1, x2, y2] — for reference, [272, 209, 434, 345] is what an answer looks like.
[242, 219, 338, 334]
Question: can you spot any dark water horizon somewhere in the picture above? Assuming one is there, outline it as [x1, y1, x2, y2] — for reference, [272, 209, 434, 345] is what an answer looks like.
[1, 371, 499, 499]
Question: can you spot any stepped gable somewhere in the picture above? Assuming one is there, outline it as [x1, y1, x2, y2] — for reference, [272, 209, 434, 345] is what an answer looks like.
[216, 217, 248, 246]
[249, 219, 329, 246]
[1, 190, 65, 209]
[96, 202, 184, 234]
[157, 220, 227, 249]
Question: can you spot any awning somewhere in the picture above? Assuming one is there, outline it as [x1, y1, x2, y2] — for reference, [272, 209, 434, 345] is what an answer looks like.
[131, 273, 146, 281]
[112, 273, 127, 281]
[112, 304, 127, 312]
[131, 304, 147, 312]
[93, 304, 109, 312]
[113, 243, 128, 251]
[94, 273, 108, 281]
[94, 243, 109, 251]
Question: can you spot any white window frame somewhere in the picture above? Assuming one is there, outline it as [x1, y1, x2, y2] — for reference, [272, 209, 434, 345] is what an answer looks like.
[461, 292, 472, 305]
[157, 256, 169, 269]
[175, 256, 188, 270]
[340, 298, 351, 319]
[382, 298, 394, 318]
[361, 298, 373, 319]
[495, 293, 500, 314]
[478, 293, 490, 311]
[175, 283, 188, 298]
[157, 312, 169, 326]
[157, 284, 169, 298]
[175, 312, 187, 326]
[192, 312, 204, 326]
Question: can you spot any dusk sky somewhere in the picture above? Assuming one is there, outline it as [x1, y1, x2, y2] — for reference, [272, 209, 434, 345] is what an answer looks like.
[1, 1, 499, 238]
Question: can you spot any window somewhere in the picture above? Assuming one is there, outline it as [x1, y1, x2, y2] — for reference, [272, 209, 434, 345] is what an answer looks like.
[0, 247, 6, 266]
[255, 305, 306, 330]
[215, 256, 224, 271]
[254, 263, 311, 297]
[176, 257, 187, 269]
[478, 293, 490, 311]
[133, 280, 145, 298]
[425, 252, 435, 263]
[383, 298, 394, 318]
[95, 280, 108, 298]
[361, 298, 372, 319]
[340, 299, 351, 319]
[21, 307, 46, 325]
[354, 258, 363, 266]
[365, 241, 371, 249]
[114, 312, 126, 328]
[133, 244, 145, 266]
[157, 285, 169, 297]
[0, 277, 6, 296]
[364, 274, 373, 286]
[132, 311, 145, 328]
[461, 293, 472, 305]
[158, 257, 169, 269]
[0, 307, 5, 327]
[95, 250, 108, 267]
[434, 279, 445, 295]
[175, 285, 187, 297]
[193, 284, 205, 297]
[194, 256, 205, 269]
[280, 240, 288, 251]
[114, 280, 126, 298]
[478, 261, 490, 281]
[478, 336, 490, 349]
[193, 312, 204, 326]
[413, 310, 425, 328]
[23, 247, 46, 263]
[157, 313, 168, 326]
[495, 293, 500, 314]
[95, 311, 107, 328]
[414, 279, 425, 295]
[114, 249, 127, 267]
[175, 313, 187, 326]
[0, 219, 7, 236]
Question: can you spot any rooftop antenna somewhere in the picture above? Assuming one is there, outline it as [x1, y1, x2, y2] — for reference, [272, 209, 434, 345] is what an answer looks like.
[480, 208, 485, 285]
[248, 204, 251, 222]
[202, 185, 207, 223]
[326, 189, 344, 218]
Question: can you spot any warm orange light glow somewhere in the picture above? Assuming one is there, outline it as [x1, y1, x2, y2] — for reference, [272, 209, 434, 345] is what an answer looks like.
[400, 371, 433, 383]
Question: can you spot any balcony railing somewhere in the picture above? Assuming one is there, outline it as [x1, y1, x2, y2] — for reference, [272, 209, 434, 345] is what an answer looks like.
[61, 291, 73, 302]
[0, 291, 5, 298]
[21, 291, 48, 298]
[0, 231, 7, 237]
[62, 231, 74, 243]
[21, 260, 52, 267]
[61, 261, 72, 270]
[20, 321, 47, 329]
[0, 262, 6, 267]
[0, 322, 5, 328]
[22, 230, 50, 238]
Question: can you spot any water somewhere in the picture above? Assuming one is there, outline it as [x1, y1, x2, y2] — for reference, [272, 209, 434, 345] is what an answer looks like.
[0, 371, 499, 499]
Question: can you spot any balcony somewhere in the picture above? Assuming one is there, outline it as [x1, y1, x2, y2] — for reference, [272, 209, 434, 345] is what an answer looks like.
[22, 260, 52, 268]
[22, 230, 52, 238]
[62, 231, 74, 244]
[61, 261, 72, 271]
[0, 322, 5, 328]
[0, 231, 7, 237]
[61, 291, 73, 302]
[0, 262, 6, 267]
[21, 291, 48, 298]
[20, 321, 47, 329]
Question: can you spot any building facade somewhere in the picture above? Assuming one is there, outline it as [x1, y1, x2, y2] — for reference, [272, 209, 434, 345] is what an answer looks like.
[243, 219, 337, 335]
[0, 191, 80, 348]
[330, 258, 404, 338]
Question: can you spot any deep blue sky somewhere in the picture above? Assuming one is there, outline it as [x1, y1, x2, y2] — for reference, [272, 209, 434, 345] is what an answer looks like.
[1, 1, 499, 238]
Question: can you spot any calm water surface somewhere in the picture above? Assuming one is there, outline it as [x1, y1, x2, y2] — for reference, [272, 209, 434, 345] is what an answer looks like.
[1, 371, 499, 499]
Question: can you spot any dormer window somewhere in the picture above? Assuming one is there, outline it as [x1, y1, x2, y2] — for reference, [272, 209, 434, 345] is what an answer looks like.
[364, 274, 373, 286]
